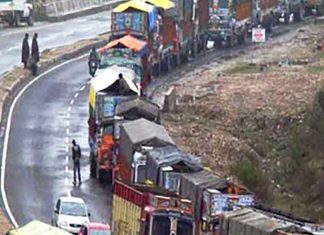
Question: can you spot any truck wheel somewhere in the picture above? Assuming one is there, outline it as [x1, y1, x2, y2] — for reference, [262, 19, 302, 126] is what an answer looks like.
[90, 160, 96, 178]
[14, 12, 21, 27]
[98, 169, 105, 184]
[226, 36, 232, 48]
[284, 13, 290, 24]
[27, 13, 34, 26]
[317, 5, 324, 16]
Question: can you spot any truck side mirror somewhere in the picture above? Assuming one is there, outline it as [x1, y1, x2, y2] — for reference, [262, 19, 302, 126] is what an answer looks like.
[88, 212, 91, 217]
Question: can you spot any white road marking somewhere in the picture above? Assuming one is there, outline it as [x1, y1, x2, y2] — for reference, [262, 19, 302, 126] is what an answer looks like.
[65, 166, 69, 173]
[74, 93, 79, 98]
[67, 191, 71, 197]
[67, 113, 70, 118]
[66, 120, 70, 127]
[64, 177, 69, 185]
[65, 146, 69, 153]
[66, 129, 69, 135]
[80, 85, 86, 91]
[65, 137, 69, 144]
[66, 156, 69, 164]
[68, 106, 72, 112]
[1, 53, 88, 228]
[6, 46, 19, 52]
[70, 99, 74, 105]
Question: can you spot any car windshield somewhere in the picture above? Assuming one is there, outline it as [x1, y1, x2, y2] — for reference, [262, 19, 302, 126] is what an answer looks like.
[61, 201, 87, 216]
[89, 229, 111, 235]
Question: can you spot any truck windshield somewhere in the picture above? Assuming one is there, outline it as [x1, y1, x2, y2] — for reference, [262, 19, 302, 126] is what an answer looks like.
[177, 219, 193, 235]
[103, 124, 113, 135]
[152, 215, 170, 235]
[218, 0, 229, 9]
[151, 215, 193, 235]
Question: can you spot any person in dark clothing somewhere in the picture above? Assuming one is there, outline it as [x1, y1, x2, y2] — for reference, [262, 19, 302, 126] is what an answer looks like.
[72, 139, 82, 185]
[31, 33, 39, 75]
[118, 73, 129, 95]
[21, 33, 30, 69]
[31, 33, 39, 63]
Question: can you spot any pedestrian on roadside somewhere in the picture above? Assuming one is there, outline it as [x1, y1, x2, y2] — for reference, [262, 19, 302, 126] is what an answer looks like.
[31, 33, 39, 75]
[21, 33, 30, 69]
[72, 139, 82, 185]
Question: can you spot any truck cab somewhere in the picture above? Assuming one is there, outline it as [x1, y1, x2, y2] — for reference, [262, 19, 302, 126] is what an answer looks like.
[112, 180, 194, 235]
[0, 0, 33, 26]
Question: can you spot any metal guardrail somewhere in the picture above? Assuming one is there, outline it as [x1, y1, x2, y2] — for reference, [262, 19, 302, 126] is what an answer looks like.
[43, 0, 121, 17]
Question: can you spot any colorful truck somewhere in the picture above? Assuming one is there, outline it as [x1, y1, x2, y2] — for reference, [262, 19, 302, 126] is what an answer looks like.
[115, 118, 176, 183]
[179, 169, 255, 235]
[111, 0, 163, 75]
[208, 0, 281, 47]
[112, 180, 194, 235]
[219, 208, 312, 235]
[99, 35, 151, 95]
[88, 64, 139, 182]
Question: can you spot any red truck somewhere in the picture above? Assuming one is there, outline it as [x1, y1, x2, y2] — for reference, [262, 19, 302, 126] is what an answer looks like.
[114, 118, 175, 183]
[112, 180, 194, 235]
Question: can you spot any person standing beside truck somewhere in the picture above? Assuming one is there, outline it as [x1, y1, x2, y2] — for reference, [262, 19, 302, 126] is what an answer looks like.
[72, 139, 82, 185]
[21, 33, 29, 69]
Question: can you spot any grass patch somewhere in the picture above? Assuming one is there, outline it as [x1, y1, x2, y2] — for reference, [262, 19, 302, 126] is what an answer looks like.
[226, 63, 262, 74]
[307, 65, 324, 74]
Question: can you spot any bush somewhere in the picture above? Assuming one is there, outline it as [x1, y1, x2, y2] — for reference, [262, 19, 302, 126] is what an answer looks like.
[233, 159, 273, 202]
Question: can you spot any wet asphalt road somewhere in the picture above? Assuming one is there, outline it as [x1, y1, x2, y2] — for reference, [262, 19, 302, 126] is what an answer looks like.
[0, 10, 112, 76]
[4, 58, 112, 226]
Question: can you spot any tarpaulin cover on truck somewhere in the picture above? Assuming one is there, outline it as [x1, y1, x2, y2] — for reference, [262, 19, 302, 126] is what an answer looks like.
[99, 35, 149, 56]
[113, 0, 157, 31]
[220, 208, 297, 235]
[7, 220, 72, 235]
[146, 145, 203, 184]
[89, 65, 139, 108]
[119, 118, 175, 165]
[180, 169, 228, 219]
[115, 97, 161, 122]
[143, 0, 175, 10]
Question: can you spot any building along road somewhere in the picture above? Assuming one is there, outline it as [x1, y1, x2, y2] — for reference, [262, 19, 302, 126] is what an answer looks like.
[0, 10, 112, 76]
[3, 57, 112, 227]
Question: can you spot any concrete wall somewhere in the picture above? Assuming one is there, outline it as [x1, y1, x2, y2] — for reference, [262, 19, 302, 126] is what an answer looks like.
[33, 0, 123, 21]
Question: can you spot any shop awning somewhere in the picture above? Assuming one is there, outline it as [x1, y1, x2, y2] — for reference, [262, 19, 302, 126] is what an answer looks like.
[99, 35, 148, 54]
[143, 0, 175, 10]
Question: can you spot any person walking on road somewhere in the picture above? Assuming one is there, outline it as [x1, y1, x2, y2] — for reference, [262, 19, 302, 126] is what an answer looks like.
[31, 33, 39, 75]
[21, 33, 30, 69]
[72, 139, 82, 185]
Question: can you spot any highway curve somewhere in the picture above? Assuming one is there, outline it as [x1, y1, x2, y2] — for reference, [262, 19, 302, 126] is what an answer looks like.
[4, 58, 112, 227]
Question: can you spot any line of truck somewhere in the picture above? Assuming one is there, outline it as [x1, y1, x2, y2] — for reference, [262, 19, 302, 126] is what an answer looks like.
[83, 0, 324, 234]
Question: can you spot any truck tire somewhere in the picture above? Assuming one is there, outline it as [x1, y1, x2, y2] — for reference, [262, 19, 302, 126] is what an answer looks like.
[14, 12, 21, 27]
[98, 168, 105, 184]
[317, 5, 324, 16]
[284, 13, 290, 24]
[226, 36, 232, 48]
[27, 12, 34, 26]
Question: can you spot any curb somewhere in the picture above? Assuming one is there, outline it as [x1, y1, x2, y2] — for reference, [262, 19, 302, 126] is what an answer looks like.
[0, 37, 109, 125]
[0, 36, 109, 229]
[46, 0, 124, 22]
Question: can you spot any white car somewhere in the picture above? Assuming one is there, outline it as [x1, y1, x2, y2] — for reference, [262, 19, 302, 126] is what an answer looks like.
[52, 196, 90, 234]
